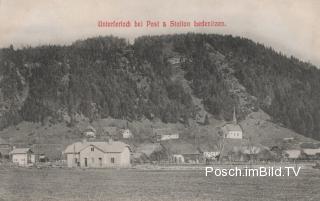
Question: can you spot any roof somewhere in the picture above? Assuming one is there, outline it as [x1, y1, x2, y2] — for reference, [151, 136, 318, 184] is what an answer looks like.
[10, 148, 32, 154]
[303, 148, 320, 156]
[222, 123, 242, 132]
[85, 125, 96, 133]
[63, 141, 130, 154]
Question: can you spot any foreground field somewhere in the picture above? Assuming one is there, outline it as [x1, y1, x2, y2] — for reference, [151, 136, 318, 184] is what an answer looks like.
[0, 167, 319, 201]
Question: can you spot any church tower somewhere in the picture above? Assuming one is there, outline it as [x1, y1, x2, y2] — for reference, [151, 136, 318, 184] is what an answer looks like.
[233, 106, 237, 125]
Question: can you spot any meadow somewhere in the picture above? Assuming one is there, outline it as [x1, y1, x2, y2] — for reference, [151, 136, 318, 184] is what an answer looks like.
[0, 167, 319, 201]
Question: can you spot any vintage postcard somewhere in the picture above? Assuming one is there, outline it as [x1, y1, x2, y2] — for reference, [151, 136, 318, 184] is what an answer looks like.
[0, 0, 319, 201]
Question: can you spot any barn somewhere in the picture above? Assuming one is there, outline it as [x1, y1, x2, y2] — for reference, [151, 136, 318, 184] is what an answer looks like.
[63, 139, 131, 168]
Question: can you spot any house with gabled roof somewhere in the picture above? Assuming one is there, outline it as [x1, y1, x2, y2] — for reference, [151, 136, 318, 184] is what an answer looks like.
[63, 139, 130, 168]
[10, 148, 33, 166]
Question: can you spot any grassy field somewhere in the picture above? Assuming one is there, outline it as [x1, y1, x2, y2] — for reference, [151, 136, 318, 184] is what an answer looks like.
[0, 167, 319, 201]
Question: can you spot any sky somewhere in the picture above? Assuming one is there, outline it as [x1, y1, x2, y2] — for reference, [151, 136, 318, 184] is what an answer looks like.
[0, 0, 319, 67]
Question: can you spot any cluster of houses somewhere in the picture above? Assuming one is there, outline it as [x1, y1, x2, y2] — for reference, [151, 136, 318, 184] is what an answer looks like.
[1, 110, 320, 168]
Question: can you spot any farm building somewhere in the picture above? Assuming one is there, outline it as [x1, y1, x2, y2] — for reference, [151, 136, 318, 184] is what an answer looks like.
[10, 148, 33, 166]
[0, 138, 12, 160]
[199, 144, 221, 163]
[63, 139, 131, 168]
[83, 125, 97, 138]
[302, 148, 320, 159]
[299, 143, 320, 159]
[121, 129, 133, 139]
[283, 149, 301, 160]
[221, 107, 243, 139]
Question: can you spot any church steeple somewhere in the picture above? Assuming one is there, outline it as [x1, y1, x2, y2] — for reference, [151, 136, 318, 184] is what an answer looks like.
[233, 106, 237, 124]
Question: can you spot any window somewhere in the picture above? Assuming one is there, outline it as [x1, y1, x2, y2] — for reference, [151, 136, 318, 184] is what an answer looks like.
[91, 147, 94, 152]
[111, 157, 115, 164]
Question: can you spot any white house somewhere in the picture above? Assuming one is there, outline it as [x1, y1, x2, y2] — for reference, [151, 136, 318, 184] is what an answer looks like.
[83, 125, 96, 138]
[121, 129, 133, 139]
[284, 149, 301, 160]
[203, 152, 220, 160]
[10, 148, 33, 166]
[221, 107, 243, 139]
[302, 148, 320, 157]
[158, 134, 179, 141]
[63, 140, 131, 168]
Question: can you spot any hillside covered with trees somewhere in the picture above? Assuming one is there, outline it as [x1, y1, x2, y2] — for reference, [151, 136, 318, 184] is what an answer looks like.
[0, 34, 320, 140]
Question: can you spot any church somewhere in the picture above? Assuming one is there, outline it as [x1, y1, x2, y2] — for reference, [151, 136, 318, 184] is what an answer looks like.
[221, 107, 243, 139]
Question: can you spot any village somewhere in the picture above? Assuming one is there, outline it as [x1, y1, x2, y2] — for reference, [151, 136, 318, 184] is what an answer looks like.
[1, 109, 320, 169]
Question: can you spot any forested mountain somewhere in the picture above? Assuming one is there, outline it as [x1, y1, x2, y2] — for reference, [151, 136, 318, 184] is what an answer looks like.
[0, 34, 320, 140]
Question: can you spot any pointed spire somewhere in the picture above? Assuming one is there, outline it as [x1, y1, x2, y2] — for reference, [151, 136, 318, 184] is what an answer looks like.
[233, 106, 237, 124]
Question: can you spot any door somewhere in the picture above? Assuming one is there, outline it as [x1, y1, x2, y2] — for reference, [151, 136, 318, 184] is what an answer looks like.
[84, 158, 88, 167]
[99, 158, 102, 167]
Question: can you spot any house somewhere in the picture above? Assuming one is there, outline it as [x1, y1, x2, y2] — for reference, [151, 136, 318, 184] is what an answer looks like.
[83, 125, 97, 138]
[302, 148, 320, 159]
[121, 129, 133, 139]
[63, 139, 131, 168]
[203, 151, 220, 162]
[221, 107, 243, 139]
[10, 148, 33, 166]
[283, 149, 301, 160]
[0, 138, 12, 160]
[158, 134, 179, 141]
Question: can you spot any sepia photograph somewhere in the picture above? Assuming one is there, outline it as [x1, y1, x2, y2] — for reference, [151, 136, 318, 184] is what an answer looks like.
[0, 0, 320, 201]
